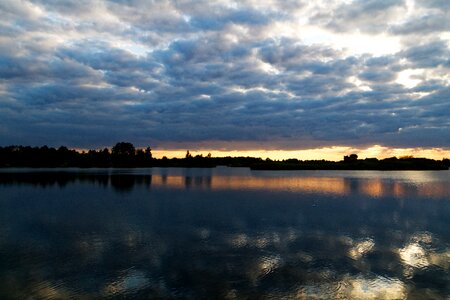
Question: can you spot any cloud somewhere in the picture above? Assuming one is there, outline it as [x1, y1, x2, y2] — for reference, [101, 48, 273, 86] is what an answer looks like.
[401, 40, 450, 68]
[0, 0, 449, 151]
[415, 0, 450, 10]
[312, 0, 407, 34]
[391, 14, 450, 35]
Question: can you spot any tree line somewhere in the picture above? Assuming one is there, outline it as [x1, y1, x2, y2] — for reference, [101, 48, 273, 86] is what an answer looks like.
[0, 142, 152, 168]
[0, 142, 260, 168]
[0, 142, 449, 170]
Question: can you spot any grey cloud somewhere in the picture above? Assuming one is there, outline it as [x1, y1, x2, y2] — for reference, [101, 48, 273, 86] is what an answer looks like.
[57, 44, 161, 75]
[359, 70, 396, 82]
[412, 79, 450, 93]
[188, 8, 272, 30]
[401, 40, 450, 68]
[0, 0, 42, 19]
[11, 83, 118, 106]
[259, 39, 339, 65]
[415, 0, 450, 10]
[342, 0, 405, 17]
[0, 54, 98, 85]
[357, 56, 401, 83]
[364, 56, 398, 68]
[391, 14, 450, 35]
[384, 127, 450, 147]
[32, 0, 99, 16]
[0, 0, 448, 150]
[313, 0, 406, 33]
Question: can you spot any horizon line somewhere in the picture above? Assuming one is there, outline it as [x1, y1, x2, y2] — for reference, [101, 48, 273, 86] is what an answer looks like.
[6, 144, 448, 162]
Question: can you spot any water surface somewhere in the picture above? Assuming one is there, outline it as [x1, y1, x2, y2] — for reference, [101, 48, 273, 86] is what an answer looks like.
[0, 168, 449, 299]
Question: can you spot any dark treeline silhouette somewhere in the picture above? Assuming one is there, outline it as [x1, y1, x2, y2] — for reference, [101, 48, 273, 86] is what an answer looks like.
[0, 142, 153, 168]
[0, 143, 449, 170]
[251, 156, 450, 170]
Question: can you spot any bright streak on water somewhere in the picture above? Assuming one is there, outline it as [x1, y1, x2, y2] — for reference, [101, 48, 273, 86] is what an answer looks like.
[0, 168, 448, 299]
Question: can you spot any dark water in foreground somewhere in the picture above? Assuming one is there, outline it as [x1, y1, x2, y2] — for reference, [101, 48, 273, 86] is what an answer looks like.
[0, 168, 449, 299]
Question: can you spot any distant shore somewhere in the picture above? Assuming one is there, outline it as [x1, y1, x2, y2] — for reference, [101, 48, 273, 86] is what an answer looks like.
[248, 159, 449, 171]
[1, 143, 449, 171]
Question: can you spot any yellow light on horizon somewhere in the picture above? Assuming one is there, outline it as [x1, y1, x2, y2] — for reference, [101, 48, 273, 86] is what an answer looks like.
[151, 145, 450, 161]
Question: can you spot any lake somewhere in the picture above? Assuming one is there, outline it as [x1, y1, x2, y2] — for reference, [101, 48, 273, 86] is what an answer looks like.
[0, 168, 449, 299]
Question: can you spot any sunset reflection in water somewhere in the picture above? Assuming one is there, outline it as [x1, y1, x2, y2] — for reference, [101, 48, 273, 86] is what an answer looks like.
[148, 172, 450, 199]
[0, 169, 448, 299]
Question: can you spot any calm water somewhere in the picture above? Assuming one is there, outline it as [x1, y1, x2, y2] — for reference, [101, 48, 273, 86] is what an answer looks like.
[0, 168, 449, 299]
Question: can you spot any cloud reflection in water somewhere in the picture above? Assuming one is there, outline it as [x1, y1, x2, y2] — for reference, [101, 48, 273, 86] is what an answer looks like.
[0, 169, 448, 298]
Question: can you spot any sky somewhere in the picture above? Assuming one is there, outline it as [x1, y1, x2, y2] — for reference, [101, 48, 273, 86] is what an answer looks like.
[1, 0, 449, 160]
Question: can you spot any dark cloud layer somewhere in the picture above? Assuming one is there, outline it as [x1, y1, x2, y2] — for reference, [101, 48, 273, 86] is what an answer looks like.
[0, 0, 449, 149]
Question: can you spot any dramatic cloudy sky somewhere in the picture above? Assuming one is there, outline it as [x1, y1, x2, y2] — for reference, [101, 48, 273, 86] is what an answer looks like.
[1, 0, 449, 158]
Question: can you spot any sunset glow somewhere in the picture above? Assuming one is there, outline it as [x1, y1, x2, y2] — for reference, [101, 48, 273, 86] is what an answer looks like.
[152, 145, 450, 161]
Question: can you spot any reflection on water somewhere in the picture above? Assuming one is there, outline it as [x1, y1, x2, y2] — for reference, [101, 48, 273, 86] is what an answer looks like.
[1, 168, 449, 198]
[0, 168, 448, 299]
[103, 268, 150, 297]
[348, 238, 375, 260]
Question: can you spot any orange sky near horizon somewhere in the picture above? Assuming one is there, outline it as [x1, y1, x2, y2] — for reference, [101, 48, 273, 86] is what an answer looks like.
[150, 145, 450, 161]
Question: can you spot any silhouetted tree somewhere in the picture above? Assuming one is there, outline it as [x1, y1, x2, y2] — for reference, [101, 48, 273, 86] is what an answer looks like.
[443, 158, 450, 168]
[145, 147, 152, 159]
[344, 154, 358, 162]
[111, 142, 136, 167]
[112, 142, 135, 157]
